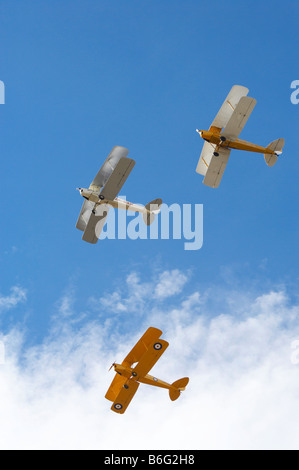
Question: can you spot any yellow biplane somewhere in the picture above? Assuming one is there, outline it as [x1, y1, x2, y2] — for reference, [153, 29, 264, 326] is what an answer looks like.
[105, 327, 189, 414]
[196, 85, 285, 188]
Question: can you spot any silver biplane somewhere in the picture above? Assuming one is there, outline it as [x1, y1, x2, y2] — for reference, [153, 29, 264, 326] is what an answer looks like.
[76, 146, 162, 244]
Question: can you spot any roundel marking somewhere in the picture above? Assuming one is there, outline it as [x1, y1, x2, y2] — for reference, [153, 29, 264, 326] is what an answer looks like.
[114, 403, 123, 410]
[153, 342, 163, 350]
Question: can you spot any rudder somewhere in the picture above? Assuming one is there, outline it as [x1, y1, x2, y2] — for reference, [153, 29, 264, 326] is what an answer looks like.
[264, 138, 285, 167]
[142, 198, 162, 226]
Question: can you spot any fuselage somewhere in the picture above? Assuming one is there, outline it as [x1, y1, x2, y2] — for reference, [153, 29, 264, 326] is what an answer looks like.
[198, 128, 276, 155]
[78, 188, 149, 214]
[113, 363, 175, 391]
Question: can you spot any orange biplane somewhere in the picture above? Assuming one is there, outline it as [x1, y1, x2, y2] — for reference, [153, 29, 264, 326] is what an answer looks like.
[195, 84, 285, 188]
[105, 327, 189, 414]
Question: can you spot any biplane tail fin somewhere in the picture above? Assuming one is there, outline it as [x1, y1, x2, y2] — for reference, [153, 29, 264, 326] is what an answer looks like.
[143, 198, 163, 226]
[169, 377, 189, 401]
[264, 138, 285, 167]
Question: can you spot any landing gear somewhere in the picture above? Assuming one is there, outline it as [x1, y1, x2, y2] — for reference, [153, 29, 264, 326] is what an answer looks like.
[92, 203, 97, 215]
[220, 136, 226, 142]
[213, 152, 219, 157]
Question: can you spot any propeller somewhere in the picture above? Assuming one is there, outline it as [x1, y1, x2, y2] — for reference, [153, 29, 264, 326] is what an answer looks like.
[109, 362, 116, 371]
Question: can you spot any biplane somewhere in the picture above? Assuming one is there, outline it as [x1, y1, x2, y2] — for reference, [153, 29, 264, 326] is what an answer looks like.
[105, 327, 189, 414]
[196, 85, 285, 188]
[76, 146, 162, 243]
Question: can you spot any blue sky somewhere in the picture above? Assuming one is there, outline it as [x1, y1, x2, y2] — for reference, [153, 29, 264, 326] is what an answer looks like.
[0, 0, 299, 449]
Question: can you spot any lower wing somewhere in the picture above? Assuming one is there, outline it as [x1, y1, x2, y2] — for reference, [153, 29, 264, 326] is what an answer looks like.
[196, 141, 216, 176]
[222, 96, 256, 141]
[203, 147, 231, 188]
[76, 199, 94, 232]
[211, 85, 249, 129]
[111, 379, 140, 414]
[81, 204, 110, 244]
[99, 157, 135, 202]
[105, 373, 128, 403]
[131, 338, 169, 379]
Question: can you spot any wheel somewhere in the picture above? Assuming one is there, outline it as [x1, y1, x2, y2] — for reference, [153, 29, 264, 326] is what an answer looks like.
[213, 152, 219, 157]
[99, 195, 105, 200]
[132, 371, 137, 377]
[153, 342, 163, 350]
[220, 136, 226, 142]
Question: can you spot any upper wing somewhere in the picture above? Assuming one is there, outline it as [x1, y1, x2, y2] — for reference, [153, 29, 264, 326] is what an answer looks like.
[99, 157, 135, 201]
[222, 96, 256, 141]
[131, 338, 169, 380]
[89, 146, 129, 191]
[82, 204, 110, 244]
[211, 85, 249, 129]
[122, 327, 163, 367]
[110, 378, 140, 414]
[203, 147, 231, 189]
[105, 373, 128, 403]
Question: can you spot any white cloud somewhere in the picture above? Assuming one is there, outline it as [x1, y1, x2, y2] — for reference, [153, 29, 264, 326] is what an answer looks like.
[1, 273, 299, 450]
[154, 269, 189, 299]
[57, 292, 74, 317]
[95, 269, 190, 316]
[0, 286, 27, 313]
